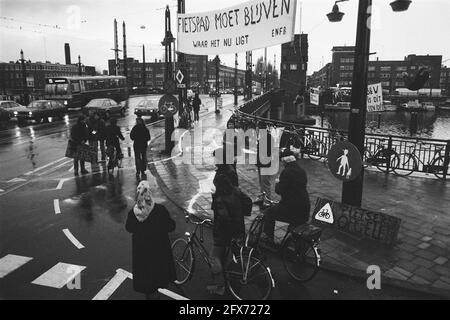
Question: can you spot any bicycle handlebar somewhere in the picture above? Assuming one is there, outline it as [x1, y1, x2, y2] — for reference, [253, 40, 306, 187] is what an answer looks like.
[184, 211, 213, 226]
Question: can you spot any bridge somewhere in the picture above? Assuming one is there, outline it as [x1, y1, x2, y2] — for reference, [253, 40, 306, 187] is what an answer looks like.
[231, 90, 450, 179]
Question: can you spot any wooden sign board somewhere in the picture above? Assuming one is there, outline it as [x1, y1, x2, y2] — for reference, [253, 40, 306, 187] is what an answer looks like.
[312, 198, 401, 246]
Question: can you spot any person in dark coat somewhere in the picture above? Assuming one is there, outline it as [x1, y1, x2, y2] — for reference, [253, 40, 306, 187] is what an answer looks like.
[105, 118, 125, 171]
[192, 93, 201, 122]
[130, 117, 151, 179]
[70, 115, 89, 176]
[263, 149, 311, 241]
[87, 112, 106, 161]
[125, 180, 176, 300]
[208, 173, 244, 296]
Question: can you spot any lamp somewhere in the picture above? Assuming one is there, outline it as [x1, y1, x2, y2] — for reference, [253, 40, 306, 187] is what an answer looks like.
[390, 0, 412, 12]
[327, 0, 348, 22]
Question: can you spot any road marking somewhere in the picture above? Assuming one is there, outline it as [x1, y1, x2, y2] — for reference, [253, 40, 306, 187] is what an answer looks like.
[0, 254, 33, 278]
[62, 229, 85, 249]
[54, 199, 61, 214]
[68, 166, 74, 172]
[55, 178, 69, 190]
[7, 178, 26, 183]
[38, 159, 73, 177]
[0, 189, 4, 193]
[158, 289, 189, 300]
[32, 263, 86, 289]
[92, 269, 132, 300]
[24, 157, 66, 176]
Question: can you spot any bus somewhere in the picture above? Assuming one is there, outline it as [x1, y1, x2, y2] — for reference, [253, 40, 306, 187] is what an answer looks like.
[44, 76, 129, 110]
[252, 81, 262, 95]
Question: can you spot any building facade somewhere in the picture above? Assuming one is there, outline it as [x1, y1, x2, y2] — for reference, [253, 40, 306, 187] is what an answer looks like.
[108, 55, 246, 92]
[0, 60, 96, 99]
[280, 34, 308, 98]
[440, 66, 450, 96]
[309, 46, 443, 94]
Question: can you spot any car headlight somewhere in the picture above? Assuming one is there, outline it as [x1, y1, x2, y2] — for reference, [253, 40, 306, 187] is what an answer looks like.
[14, 111, 18, 116]
[64, 101, 68, 106]
[28, 112, 33, 116]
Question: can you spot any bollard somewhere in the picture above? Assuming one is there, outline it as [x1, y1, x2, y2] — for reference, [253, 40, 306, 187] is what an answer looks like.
[410, 112, 418, 136]
[377, 113, 382, 129]
[128, 147, 131, 157]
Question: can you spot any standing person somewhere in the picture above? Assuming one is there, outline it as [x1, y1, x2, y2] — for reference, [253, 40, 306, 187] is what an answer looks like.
[87, 112, 106, 162]
[130, 117, 151, 179]
[256, 126, 276, 207]
[208, 173, 245, 295]
[70, 115, 89, 176]
[126, 180, 176, 300]
[192, 93, 202, 123]
[263, 149, 310, 243]
[105, 117, 125, 172]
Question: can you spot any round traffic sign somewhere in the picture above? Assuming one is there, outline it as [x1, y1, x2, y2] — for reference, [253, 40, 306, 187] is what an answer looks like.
[327, 141, 363, 182]
[163, 79, 177, 94]
[158, 94, 179, 118]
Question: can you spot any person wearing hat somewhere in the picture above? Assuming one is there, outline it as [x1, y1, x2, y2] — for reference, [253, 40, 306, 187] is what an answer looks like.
[130, 117, 151, 179]
[70, 115, 89, 176]
[262, 148, 311, 243]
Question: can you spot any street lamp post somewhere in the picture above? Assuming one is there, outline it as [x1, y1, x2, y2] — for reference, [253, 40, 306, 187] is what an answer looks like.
[78, 55, 83, 76]
[234, 53, 238, 106]
[20, 49, 29, 105]
[142, 44, 146, 88]
[327, 0, 411, 207]
[213, 55, 220, 114]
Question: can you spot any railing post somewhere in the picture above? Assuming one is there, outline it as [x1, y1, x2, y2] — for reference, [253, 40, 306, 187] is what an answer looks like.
[444, 140, 450, 180]
[386, 136, 393, 173]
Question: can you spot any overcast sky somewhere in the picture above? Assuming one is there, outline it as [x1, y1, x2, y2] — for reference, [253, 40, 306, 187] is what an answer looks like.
[1, 0, 449, 74]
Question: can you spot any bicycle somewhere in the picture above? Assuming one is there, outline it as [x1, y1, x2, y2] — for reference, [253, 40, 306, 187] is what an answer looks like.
[363, 139, 400, 173]
[394, 141, 448, 179]
[245, 196, 322, 283]
[282, 127, 328, 161]
[171, 211, 275, 300]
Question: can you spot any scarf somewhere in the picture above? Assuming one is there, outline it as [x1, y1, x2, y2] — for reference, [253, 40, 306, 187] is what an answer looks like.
[133, 181, 155, 222]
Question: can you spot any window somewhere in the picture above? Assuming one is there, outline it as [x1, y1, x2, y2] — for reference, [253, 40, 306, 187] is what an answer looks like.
[70, 81, 81, 93]
[368, 66, 376, 71]
[282, 63, 287, 70]
[380, 73, 391, 79]
[381, 81, 390, 87]
[340, 58, 354, 63]
[380, 66, 391, 72]
[395, 81, 405, 87]
[396, 66, 407, 71]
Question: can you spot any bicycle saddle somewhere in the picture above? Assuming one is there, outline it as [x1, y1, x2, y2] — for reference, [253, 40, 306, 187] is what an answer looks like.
[291, 224, 322, 241]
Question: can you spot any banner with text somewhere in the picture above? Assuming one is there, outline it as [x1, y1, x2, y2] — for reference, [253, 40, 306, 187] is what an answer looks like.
[367, 83, 384, 112]
[177, 0, 297, 55]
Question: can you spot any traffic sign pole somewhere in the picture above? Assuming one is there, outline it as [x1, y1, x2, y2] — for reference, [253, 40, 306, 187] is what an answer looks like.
[177, 0, 187, 128]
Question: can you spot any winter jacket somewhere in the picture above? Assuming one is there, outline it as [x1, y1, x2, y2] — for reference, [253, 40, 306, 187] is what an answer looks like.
[130, 124, 151, 149]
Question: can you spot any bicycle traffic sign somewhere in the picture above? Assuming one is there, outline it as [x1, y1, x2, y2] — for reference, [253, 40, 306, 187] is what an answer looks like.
[314, 203, 334, 224]
[158, 94, 179, 118]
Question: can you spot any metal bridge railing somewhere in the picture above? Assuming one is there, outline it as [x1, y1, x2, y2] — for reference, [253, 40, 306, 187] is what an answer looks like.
[233, 94, 450, 180]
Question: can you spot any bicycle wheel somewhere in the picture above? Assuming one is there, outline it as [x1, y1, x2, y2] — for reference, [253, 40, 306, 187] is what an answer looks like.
[374, 150, 399, 173]
[225, 254, 273, 300]
[245, 216, 264, 248]
[307, 141, 326, 161]
[432, 156, 448, 180]
[171, 238, 194, 285]
[282, 237, 319, 283]
[394, 153, 416, 177]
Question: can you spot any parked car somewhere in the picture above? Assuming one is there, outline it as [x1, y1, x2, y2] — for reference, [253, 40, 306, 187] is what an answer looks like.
[14, 100, 66, 124]
[209, 90, 221, 98]
[134, 99, 161, 121]
[0, 100, 24, 122]
[84, 98, 126, 118]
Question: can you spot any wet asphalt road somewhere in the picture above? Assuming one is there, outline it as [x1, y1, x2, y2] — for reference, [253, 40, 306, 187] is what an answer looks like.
[0, 94, 440, 300]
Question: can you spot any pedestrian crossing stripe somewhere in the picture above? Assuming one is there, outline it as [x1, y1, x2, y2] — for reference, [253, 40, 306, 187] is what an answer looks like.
[31, 263, 86, 289]
[92, 269, 132, 300]
[315, 203, 334, 224]
[7, 178, 27, 183]
[0, 254, 33, 278]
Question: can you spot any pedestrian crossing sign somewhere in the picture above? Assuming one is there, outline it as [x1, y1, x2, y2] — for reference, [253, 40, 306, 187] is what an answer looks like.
[315, 203, 334, 224]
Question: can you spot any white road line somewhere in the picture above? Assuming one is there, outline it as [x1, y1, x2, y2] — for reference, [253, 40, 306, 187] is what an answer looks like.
[0, 189, 4, 193]
[92, 269, 132, 300]
[37, 159, 73, 177]
[24, 157, 66, 176]
[32, 263, 86, 289]
[68, 166, 74, 172]
[62, 229, 85, 249]
[158, 289, 189, 300]
[55, 178, 69, 190]
[7, 178, 26, 183]
[53, 199, 61, 214]
[0, 254, 33, 278]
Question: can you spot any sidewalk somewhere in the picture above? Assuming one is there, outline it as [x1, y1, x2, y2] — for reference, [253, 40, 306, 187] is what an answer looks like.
[147, 102, 450, 298]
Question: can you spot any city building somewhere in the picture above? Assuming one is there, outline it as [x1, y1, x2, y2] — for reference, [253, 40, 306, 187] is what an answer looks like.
[440, 66, 450, 96]
[309, 46, 443, 94]
[108, 55, 246, 93]
[280, 34, 308, 98]
[0, 60, 96, 99]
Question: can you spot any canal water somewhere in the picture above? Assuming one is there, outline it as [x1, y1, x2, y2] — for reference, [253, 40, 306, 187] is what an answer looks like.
[308, 108, 450, 141]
